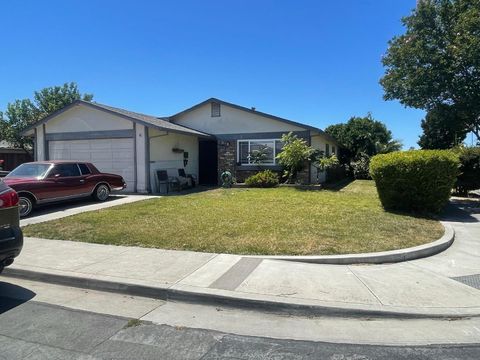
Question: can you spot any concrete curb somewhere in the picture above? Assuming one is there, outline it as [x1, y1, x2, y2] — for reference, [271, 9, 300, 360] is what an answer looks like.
[255, 223, 455, 265]
[4, 261, 478, 320]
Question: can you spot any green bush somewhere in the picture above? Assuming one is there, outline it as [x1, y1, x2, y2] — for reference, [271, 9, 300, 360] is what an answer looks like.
[369, 150, 460, 213]
[350, 152, 371, 180]
[453, 147, 480, 196]
[245, 170, 280, 188]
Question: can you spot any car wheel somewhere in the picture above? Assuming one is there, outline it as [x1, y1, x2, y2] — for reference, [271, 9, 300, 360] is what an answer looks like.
[18, 196, 34, 217]
[93, 184, 110, 201]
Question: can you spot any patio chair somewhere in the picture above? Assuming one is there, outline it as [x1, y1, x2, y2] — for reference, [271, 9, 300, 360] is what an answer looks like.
[177, 169, 191, 188]
[155, 170, 169, 194]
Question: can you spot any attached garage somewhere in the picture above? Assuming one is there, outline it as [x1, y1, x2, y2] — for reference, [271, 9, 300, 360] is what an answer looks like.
[48, 139, 135, 191]
[21, 100, 210, 193]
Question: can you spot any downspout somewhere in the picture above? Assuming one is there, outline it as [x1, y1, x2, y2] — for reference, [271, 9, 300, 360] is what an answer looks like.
[145, 127, 151, 193]
[133, 123, 137, 192]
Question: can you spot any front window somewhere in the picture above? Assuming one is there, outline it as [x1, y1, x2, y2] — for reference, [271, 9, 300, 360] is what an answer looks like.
[7, 163, 51, 179]
[237, 139, 282, 165]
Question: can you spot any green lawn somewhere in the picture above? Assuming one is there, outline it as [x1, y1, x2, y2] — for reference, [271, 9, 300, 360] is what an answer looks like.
[23, 180, 444, 255]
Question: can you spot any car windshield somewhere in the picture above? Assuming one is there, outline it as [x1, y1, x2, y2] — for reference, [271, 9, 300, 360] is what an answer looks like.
[7, 163, 52, 179]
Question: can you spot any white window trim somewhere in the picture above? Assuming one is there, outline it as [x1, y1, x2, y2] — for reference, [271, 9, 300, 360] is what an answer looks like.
[237, 139, 281, 166]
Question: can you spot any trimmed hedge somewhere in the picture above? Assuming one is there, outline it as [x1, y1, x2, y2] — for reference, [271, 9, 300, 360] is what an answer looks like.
[369, 150, 460, 213]
[245, 170, 279, 188]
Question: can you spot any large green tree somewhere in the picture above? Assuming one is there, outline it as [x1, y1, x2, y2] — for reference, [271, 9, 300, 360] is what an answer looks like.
[325, 114, 402, 162]
[418, 104, 469, 149]
[0, 82, 93, 153]
[381, 0, 480, 143]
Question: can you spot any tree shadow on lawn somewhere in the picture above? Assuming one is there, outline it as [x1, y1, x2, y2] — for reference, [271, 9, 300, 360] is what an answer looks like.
[292, 178, 354, 192]
[160, 185, 217, 197]
[321, 178, 354, 191]
[379, 202, 478, 223]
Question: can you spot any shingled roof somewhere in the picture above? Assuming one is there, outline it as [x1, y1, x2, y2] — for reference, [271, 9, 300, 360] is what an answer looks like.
[21, 100, 212, 138]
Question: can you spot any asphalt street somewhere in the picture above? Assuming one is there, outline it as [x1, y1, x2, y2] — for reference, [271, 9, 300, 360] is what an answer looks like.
[1, 295, 479, 360]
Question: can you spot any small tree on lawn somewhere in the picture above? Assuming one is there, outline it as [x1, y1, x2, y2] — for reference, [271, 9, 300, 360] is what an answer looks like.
[276, 132, 315, 183]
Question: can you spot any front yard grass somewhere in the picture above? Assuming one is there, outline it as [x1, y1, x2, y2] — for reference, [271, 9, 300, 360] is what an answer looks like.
[23, 180, 444, 255]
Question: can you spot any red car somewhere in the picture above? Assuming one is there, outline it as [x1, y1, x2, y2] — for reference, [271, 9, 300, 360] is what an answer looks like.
[0, 179, 23, 272]
[4, 161, 127, 217]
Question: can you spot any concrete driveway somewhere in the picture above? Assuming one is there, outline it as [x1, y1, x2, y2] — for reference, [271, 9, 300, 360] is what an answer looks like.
[20, 194, 159, 226]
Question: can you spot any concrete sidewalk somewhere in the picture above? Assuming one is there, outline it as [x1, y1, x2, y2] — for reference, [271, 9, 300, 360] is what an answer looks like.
[5, 202, 480, 319]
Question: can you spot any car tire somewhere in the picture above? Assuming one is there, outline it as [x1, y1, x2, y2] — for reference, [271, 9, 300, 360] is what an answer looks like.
[93, 184, 110, 202]
[18, 195, 34, 217]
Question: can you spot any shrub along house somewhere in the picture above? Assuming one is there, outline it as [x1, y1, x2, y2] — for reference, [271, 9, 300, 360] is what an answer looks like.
[21, 98, 338, 192]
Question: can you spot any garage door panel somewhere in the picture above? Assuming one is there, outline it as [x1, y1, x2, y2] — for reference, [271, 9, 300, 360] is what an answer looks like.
[50, 149, 69, 159]
[112, 139, 133, 150]
[69, 143, 92, 151]
[113, 151, 133, 161]
[67, 151, 93, 162]
[89, 141, 113, 150]
[49, 139, 135, 191]
[90, 152, 114, 161]
[111, 161, 133, 170]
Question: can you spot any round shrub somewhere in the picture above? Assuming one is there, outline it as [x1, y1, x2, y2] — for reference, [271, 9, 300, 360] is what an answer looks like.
[245, 170, 279, 188]
[369, 150, 460, 213]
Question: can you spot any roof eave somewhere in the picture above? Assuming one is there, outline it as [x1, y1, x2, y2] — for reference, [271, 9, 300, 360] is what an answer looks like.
[170, 97, 337, 142]
[21, 100, 212, 139]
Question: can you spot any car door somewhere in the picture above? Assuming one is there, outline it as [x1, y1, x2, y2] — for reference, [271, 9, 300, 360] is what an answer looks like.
[45, 163, 85, 199]
[77, 163, 96, 194]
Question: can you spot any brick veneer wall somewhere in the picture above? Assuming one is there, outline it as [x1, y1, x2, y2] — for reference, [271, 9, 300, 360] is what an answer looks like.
[217, 140, 236, 182]
[216, 132, 312, 185]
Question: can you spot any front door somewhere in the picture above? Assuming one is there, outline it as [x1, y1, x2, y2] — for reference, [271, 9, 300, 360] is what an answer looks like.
[198, 140, 218, 185]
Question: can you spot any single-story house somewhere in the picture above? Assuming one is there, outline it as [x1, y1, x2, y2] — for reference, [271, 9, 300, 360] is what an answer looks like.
[21, 98, 339, 192]
[0, 141, 33, 172]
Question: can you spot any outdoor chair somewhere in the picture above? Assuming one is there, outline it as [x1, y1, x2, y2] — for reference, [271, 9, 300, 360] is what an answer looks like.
[155, 170, 169, 194]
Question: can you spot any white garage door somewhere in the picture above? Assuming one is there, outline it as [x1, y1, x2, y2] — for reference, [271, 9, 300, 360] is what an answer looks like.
[48, 139, 135, 191]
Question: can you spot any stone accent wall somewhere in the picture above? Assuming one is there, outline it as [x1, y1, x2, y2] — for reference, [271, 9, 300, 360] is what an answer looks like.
[296, 167, 310, 185]
[235, 170, 257, 183]
[217, 140, 236, 182]
[216, 133, 313, 185]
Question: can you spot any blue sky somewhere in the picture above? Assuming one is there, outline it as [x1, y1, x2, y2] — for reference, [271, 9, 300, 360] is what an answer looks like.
[1, 0, 425, 148]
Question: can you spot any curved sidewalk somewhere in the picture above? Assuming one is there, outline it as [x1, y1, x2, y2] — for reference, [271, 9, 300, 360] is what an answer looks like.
[4, 202, 480, 319]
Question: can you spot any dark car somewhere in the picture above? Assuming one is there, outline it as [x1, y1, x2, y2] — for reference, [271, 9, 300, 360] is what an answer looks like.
[0, 179, 23, 273]
[4, 161, 127, 217]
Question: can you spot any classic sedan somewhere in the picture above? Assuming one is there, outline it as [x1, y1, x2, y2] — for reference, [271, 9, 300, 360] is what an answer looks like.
[0, 179, 23, 273]
[4, 161, 127, 217]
